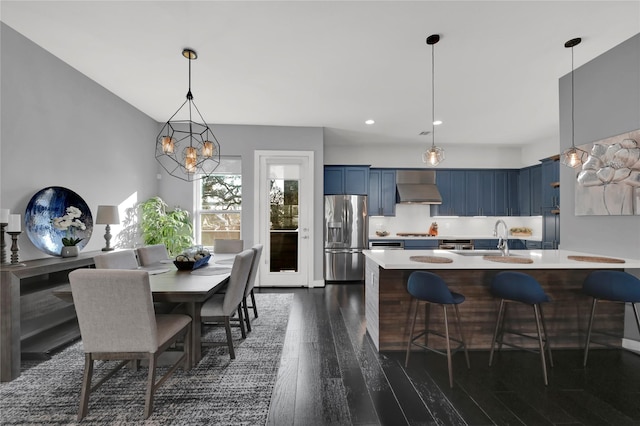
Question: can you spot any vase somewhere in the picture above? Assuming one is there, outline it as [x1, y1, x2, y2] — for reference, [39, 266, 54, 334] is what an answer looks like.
[60, 246, 79, 258]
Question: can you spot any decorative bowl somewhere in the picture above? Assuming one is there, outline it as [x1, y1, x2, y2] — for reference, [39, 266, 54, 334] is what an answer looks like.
[174, 255, 211, 271]
[375, 230, 390, 237]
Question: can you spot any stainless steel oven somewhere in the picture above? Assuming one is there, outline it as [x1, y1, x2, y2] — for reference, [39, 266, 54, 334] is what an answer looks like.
[369, 240, 405, 250]
[438, 239, 474, 250]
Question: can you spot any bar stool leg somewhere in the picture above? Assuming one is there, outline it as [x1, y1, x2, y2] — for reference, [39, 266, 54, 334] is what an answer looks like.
[443, 305, 453, 388]
[405, 298, 419, 368]
[538, 306, 554, 367]
[533, 304, 549, 386]
[489, 299, 506, 366]
[583, 298, 598, 367]
[453, 304, 470, 369]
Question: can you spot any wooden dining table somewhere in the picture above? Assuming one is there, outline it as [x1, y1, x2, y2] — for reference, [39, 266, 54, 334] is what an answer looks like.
[53, 254, 236, 367]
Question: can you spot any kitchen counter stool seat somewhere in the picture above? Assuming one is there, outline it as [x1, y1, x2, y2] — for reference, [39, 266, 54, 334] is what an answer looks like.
[582, 270, 640, 366]
[405, 271, 470, 388]
[489, 271, 553, 385]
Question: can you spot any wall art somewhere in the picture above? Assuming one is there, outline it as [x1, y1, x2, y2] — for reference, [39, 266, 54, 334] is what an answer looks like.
[575, 128, 640, 216]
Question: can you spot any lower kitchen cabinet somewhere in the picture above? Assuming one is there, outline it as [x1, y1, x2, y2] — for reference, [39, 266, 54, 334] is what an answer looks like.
[403, 240, 439, 250]
[525, 240, 543, 249]
[474, 239, 499, 250]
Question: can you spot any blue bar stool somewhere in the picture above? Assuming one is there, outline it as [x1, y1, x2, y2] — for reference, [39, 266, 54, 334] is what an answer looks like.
[489, 271, 553, 385]
[582, 270, 640, 367]
[404, 271, 470, 388]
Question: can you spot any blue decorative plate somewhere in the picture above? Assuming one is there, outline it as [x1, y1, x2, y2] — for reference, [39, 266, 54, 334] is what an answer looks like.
[24, 186, 93, 256]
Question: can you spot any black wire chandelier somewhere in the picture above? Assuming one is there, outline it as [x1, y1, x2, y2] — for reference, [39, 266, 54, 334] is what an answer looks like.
[156, 48, 221, 182]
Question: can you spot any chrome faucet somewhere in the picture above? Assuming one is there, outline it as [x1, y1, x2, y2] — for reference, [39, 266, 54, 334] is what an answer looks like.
[493, 219, 510, 256]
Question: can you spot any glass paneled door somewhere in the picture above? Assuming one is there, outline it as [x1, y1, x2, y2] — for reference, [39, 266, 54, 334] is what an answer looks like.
[255, 151, 313, 287]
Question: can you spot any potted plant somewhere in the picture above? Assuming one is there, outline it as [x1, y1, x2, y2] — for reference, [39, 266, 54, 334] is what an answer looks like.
[52, 206, 86, 257]
[138, 196, 193, 256]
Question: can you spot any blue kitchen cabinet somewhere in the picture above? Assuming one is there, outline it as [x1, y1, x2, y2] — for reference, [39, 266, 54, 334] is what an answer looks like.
[530, 164, 543, 215]
[525, 240, 543, 249]
[542, 208, 560, 249]
[509, 239, 526, 250]
[495, 170, 519, 216]
[474, 239, 499, 250]
[404, 239, 439, 250]
[541, 159, 560, 209]
[324, 166, 369, 195]
[432, 170, 466, 216]
[368, 169, 396, 216]
[465, 170, 495, 216]
[519, 167, 531, 215]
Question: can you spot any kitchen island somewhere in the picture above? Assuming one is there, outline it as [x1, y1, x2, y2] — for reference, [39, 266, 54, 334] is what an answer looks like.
[363, 249, 640, 352]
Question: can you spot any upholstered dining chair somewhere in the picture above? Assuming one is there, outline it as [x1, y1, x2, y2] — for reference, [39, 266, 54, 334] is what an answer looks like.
[136, 244, 170, 266]
[93, 250, 139, 269]
[94, 249, 176, 314]
[213, 239, 244, 254]
[241, 244, 263, 332]
[200, 249, 254, 359]
[68, 269, 192, 420]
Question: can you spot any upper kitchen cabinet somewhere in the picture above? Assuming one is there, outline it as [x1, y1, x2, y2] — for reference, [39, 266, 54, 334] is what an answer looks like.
[541, 157, 560, 210]
[324, 166, 369, 195]
[465, 170, 495, 216]
[431, 169, 465, 216]
[368, 169, 396, 216]
[519, 164, 543, 216]
[495, 170, 520, 216]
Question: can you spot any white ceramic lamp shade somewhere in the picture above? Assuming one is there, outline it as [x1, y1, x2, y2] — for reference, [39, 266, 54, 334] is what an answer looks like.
[96, 205, 120, 251]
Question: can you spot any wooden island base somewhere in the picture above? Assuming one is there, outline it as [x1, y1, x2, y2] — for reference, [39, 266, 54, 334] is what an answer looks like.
[365, 259, 624, 352]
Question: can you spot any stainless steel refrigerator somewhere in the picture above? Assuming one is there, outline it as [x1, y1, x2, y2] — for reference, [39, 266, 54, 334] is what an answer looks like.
[324, 195, 368, 281]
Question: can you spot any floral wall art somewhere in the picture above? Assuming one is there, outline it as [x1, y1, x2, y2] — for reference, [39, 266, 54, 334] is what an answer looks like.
[575, 128, 640, 216]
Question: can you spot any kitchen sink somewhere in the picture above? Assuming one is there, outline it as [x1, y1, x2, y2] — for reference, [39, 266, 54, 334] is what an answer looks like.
[447, 250, 517, 257]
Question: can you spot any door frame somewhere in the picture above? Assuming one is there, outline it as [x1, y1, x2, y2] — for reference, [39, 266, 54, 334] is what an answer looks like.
[253, 150, 315, 287]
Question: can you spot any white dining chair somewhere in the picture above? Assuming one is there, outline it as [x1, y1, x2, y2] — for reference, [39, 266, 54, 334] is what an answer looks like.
[69, 269, 192, 420]
[241, 244, 263, 332]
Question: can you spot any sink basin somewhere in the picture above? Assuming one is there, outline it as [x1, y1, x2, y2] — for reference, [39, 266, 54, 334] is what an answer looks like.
[448, 250, 514, 257]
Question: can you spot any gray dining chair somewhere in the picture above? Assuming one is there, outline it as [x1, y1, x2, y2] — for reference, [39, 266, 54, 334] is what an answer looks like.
[200, 249, 254, 359]
[93, 250, 139, 269]
[213, 239, 244, 254]
[136, 244, 170, 266]
[69, 269, 192, 420]
[241, 244, 263, 332]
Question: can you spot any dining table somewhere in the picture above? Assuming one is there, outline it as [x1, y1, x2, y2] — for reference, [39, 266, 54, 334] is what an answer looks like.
[53, 253, 237, 367]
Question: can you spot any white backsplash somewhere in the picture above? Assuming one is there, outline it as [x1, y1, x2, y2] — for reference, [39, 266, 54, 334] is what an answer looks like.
[369, 204, 543, 239]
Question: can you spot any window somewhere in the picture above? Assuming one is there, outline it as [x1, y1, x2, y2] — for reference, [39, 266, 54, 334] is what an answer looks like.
[195, 157, 242, 248]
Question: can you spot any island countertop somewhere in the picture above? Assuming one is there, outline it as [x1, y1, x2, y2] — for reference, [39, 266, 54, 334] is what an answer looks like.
[363, 248, 640, 270]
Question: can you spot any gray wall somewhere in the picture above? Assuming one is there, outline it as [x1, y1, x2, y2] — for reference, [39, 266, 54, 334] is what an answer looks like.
[559, 33, 640, 342]
[0, 23, 160, 260]
[159, 124, 325, 282]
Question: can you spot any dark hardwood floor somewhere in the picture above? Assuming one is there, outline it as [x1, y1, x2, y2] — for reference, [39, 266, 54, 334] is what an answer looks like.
[262, 283, 640, 426]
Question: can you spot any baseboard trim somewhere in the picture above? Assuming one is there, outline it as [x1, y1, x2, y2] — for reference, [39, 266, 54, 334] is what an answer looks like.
[622, 338, 640, 354]
[311, 279, 325, 288]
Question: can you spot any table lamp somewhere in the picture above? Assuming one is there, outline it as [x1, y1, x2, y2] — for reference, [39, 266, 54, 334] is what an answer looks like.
[96, 205, 120, 251]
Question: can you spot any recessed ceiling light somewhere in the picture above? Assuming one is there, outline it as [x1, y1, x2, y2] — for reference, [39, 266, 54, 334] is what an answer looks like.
[433, 120, 443, 126]
[365, 119, 375, 125]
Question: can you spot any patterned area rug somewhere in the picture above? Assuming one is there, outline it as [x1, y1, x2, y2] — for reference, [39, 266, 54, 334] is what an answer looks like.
[0, 293, 293, 425]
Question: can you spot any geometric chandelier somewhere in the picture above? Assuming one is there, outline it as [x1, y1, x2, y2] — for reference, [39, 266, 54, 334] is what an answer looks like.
[560, 37, 588, 169]
[156, 48, 221, 182]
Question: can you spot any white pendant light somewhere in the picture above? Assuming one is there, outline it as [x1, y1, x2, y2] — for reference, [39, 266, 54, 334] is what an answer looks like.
[561, 38, 588, 168]
[422, 34, 445, 166]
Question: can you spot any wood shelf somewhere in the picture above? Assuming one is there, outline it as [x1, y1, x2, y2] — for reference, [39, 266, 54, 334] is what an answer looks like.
[551, 182, 560, 188]
[551, 209, 560, 215]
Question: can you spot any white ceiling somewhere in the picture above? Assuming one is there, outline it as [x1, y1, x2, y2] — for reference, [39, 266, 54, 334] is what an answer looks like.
[2, 1, 639, 150]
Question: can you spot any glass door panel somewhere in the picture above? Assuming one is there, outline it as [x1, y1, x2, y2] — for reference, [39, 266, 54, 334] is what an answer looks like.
[269, 178, 299, 272]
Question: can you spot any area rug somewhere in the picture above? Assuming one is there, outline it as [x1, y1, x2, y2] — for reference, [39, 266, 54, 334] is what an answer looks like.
[0, 293, 293, 425]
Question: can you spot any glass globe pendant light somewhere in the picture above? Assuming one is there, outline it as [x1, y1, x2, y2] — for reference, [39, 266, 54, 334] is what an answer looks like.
[560, 37, 588, 168]
[422, 34, 445, 166]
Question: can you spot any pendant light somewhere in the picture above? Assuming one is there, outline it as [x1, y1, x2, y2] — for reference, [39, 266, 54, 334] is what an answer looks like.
[560, 38, 588, 168]
[156, 49, 221, 182]
[422, 34, 445, 166]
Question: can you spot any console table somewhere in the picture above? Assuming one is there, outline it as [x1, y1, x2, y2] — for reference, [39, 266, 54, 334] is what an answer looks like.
[0, 252, 98, 382]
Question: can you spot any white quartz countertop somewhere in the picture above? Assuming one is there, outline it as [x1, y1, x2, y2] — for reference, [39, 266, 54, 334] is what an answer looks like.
[363, 249, 640, 270]
[369, 234, 540, 241]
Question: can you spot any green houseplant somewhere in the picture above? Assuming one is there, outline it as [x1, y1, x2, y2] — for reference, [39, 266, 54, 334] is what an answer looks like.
[139, 196, 193, 256]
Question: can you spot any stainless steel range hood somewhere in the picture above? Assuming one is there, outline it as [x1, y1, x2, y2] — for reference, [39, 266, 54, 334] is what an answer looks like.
[396, 170, 443, 204]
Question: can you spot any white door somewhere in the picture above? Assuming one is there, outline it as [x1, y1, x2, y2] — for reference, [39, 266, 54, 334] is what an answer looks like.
[254, 151, 314, 287]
